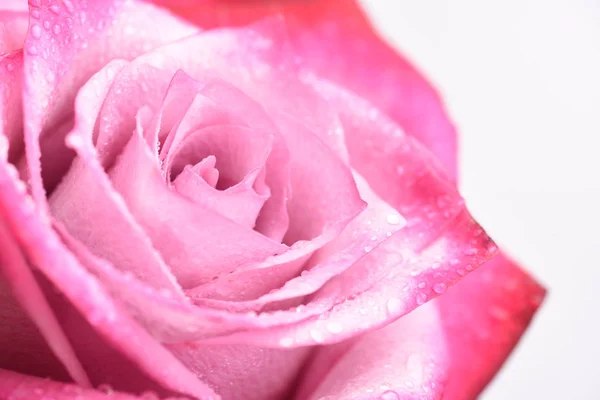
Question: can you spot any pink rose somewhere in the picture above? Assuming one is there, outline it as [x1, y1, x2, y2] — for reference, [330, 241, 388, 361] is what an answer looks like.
[0, 1, 545, 399]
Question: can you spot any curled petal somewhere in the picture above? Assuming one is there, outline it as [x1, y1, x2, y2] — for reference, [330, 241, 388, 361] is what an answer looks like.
[0, 157, 219, 399]
[22, 0, 197, 209]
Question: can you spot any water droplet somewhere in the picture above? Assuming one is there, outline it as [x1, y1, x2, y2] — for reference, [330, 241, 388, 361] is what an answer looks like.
[381, 390, 399, 400]
[50, 5, 61, 14]
[53, 24, 62, 34]
[432, 283, 447, 294]
[386, 213, 403, 225]
[31, 9, 40, 19]
[279, 337, 294, 347]
[431, 261, 441, 270]
[405, 380, 415, 388]
[43, 21, 51, 29]
[449, 258, 460, 266]
[6, 63, 15, 72]
[456, 269, 465, 276]
[359, 307, 368, 315]
[310, 329, 325, 343]
[364, 245, 372, 253]
[416, 292, 427, 305]
[386, 297, 403, 315]
[418, 282, 426, 289]
[98, 384, 114, 394]
[62, 0, 75, 13]
[464, 247, 478, 256]
[326, 321, 343, 334]
[396, 165, 405, 175]
[370, 235, 378, 241]
[31, 24, 42, 38]
[27, 44, 39, 55]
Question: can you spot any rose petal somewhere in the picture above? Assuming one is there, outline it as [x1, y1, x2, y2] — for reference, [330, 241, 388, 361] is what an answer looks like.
[49, 60, 185, 297]
[0, 273, 70, 382]
[108, 118, 286, 288]
[151, 0, 458, 178]
[0, 219, 90, 386]
[0, 11, 28, 54]
[301, 304, 448, 400]
[0, 158, 219, 399]
[436, 253, 546, 399]
[0, 51, 23, 162]
[0, 368, 180, 400]
[22, 0, 197, 209]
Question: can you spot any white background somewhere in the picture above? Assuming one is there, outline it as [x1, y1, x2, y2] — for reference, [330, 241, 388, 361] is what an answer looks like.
[362, 1, 600, 399]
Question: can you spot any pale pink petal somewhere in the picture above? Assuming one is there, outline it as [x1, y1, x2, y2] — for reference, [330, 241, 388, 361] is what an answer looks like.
[0, 368, 177, 400]
[173, 163, 269, 229]
[0, 158, 219, 399]
[22, 0, 197, 209]
[302, 304, 448, 400]
[436, 254, 546, 399]
[0, 51, 23, 161]
[108, 121, 286, 288]
[0, 11, 28, 54]
[49, 60, 184, 297]
[151, 0, 458, 177]
[168, 344, 310, 400]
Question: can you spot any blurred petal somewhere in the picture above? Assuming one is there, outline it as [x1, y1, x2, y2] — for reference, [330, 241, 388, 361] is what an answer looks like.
[150, 0, 458, 178]
[0, 11, 28, 54]
[436, 253, 546, 399]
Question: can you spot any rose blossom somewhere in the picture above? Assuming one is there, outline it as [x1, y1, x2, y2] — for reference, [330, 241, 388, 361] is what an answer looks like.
[0, 1, 545, 399]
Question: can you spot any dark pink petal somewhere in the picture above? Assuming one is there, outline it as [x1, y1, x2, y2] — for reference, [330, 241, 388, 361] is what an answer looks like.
[0, 158, 219, 399]
[0, 50, 23, 161]
[436, 254, 546, 399]
[301, 304, 448, 400]
[22, 0, 197, 208]
[0, 368, 176, 400]
[108, 120, 286, 288]
[49, 60, 184, 297]
[150, 0, 458, 178]
[0, 272, 70, 382]
[0, 220, 90, 386]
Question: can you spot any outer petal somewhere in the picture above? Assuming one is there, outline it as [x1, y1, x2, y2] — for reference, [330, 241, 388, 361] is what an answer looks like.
[149, 0, 458, 178]
[22, 0, 197, 208]
[0, 158, 219, 399]
[435, 254, 546, 399]
[302, 304, 448, 400]
[0, 369, 174, 400]
[0, 275, 70, 382]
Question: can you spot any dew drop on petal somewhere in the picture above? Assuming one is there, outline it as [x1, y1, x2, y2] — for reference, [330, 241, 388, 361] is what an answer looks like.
[50, 5, 61, 14]
[364, 245, 373, 253]
[416, 292, 427, 305]
[386, 213, 403, 225]
[31, 24, 42, 39]
[386, 297, 403, 315]
[53, 24, 62, 34]
[43, 20, 50, 29]
[432, 283, 447, 294]
[326, 321, 343, 334]
[310, 329, 325, 344]
[381, 390, 400, 400]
